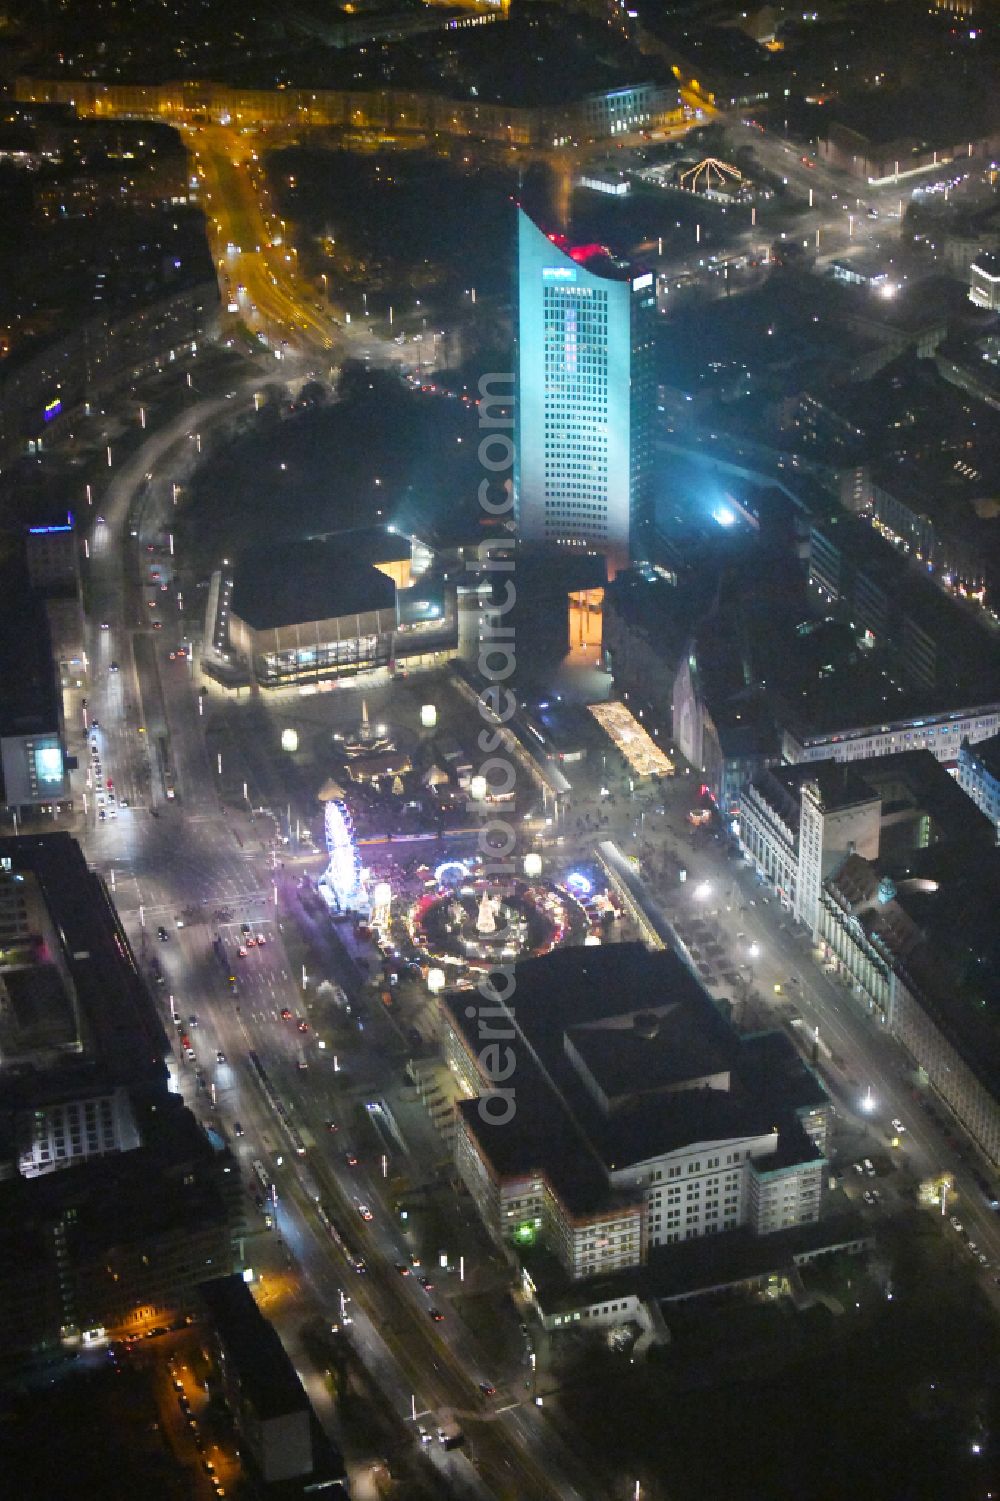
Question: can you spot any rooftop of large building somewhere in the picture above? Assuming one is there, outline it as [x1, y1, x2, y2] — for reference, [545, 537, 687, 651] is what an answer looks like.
[230, 535, 397, 630]
[304, 523, 411, 565]
[566, 1002, 732, 1107]
[451, 945, 827, 1213]
[859, 749, 996, 848]
[198, 1274, 312, 1422]
[0, 1090, 229, 1261]
[804, 351, 1000, 460]
[748, 748, 992, 846]
[825, 844, 1000, 1094]
[0, 575, 61, 740]
[542, 229, 643, 283]
[606, 569, 720, 667]
[0, 834, 167, 1115]
[807, 512, 1000, 700]
[519, 208, 647, 287]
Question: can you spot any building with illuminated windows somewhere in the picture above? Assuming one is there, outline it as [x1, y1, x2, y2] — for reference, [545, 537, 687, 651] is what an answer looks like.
[957, 731, 1000, 836]
[210, 526, 457, 688]
[969, 250, 1000, 311]
[738, 750, 993, 936]
[199, 1275, 347, 1492]
[0, 835, 242, 1359]
[818, 844, 1000, 1168]
[514, 207, 656, 576]
[441, 944, 829, 1283]
[0, 583, 72, 820]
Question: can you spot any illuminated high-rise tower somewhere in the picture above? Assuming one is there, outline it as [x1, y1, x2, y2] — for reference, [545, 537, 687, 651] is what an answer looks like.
[514, 206, 655, 576]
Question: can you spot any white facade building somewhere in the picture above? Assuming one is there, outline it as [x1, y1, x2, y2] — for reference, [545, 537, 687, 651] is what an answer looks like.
[17, 1086, 140, 1178]
[441, 946, 830, 1281]
[782, 703, 1000, 768]
[739, 763, 880, 936]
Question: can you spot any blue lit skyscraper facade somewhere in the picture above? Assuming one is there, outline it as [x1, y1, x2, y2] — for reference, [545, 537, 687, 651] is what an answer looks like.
[514, 207, 655, 576]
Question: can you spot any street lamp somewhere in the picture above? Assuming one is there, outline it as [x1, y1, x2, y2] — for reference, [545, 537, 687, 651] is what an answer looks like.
[523, 852, 543, 879]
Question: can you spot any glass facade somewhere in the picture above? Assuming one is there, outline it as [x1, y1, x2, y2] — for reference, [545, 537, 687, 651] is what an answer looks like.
[515, 208, 655, 576]
[259, 634, 382, 685]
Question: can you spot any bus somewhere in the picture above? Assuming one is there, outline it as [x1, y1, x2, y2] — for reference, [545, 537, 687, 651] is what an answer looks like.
[252, 1159, 275, 1199]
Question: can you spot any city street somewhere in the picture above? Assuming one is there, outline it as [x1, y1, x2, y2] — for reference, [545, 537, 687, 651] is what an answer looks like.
[73, 384, 601, 1500]
[189, 125, 411, 370]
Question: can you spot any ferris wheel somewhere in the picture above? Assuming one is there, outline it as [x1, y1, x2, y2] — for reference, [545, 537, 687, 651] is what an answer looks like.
[320, 798, 370, 915]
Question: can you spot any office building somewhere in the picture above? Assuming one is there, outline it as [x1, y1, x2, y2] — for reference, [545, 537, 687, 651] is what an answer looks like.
[25, 509, 85, 683]
[819, 846, 1000, 1167]
[0, 836, 165, 1132]
[807, 512, 996, 697]
[25, 511, 79, 593]
[969, 250, 1000, 311]
[0, 1103, 237, 1358]
[740, 762, 881, 935]
[739, 751, 995, 935]
[17, 75, 683, 152]
[0, 835, 241, 1358]
[441, 945, 829, 1282]
[0, 587, 71, 819]
[781, 699, 1000, 770]
[199, 1275, 347, 1492]
[514, 207, 655, 576]
[957, 731, 1000, 837]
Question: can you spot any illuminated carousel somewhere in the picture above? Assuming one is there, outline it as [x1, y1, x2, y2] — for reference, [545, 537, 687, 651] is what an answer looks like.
[408, 862, 588, 973]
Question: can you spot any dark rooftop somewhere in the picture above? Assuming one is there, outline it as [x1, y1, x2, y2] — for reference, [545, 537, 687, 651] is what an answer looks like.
[198, 1274, 311, 1422]
[826, 844, 1000, 1094]
[230, 536, 396, 630]
[860, 749, 996, 851]
[566, 1004, 731, 1108]
[0, 835, 167, 1113]
[973, 250, 1000, 278]
[0, 579, 61, 739]
[450, 945, 827, 1211]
